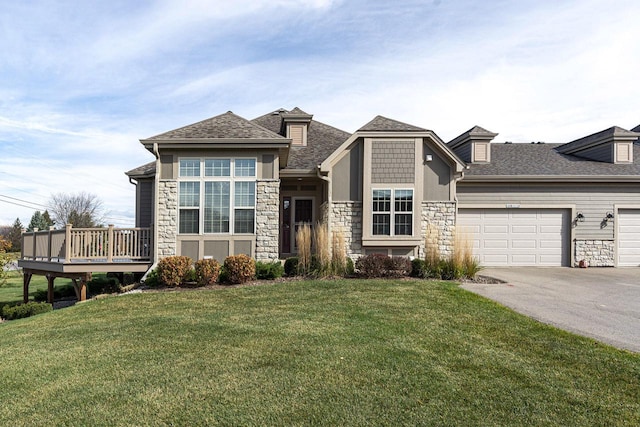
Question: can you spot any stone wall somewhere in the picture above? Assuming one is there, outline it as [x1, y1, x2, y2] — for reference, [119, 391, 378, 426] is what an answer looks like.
[329, 201, 363, 258]
[419, 201, 456, 259]
[255, 180, 280, 261]
[157, 180, 177, 258]
[574, 240, 615, 267]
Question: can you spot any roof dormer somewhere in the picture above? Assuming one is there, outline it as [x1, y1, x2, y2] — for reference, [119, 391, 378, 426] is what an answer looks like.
[282, 107, 313, 146]
[556, 126, 639, 164]
[447, 126, 498, 163]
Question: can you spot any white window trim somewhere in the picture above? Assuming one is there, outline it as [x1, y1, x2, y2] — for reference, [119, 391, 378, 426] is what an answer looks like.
[371, 187, 414, 237]
[178, 157, 257, 235]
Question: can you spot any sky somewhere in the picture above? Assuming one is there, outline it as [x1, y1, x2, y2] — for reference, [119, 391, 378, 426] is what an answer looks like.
[1, 0, 639, 226]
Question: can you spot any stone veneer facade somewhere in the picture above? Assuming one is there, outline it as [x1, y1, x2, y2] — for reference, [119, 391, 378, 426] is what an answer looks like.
[255, 180, 280, 261]
[329, 201, 363, 258]
[574, 239, 615, 267]
[419, 201, 456, 259]
[157, 180, 178, 258]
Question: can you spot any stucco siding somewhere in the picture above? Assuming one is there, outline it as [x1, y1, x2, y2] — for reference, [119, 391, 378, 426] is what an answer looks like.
[423, 144, 451, 201]
[332, 142, 362, 201]
[457, 182, 640, 241]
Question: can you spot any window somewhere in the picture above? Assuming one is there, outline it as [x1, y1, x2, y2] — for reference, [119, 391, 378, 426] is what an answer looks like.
[372, 189, 413, 236]
[179, 158, 256, 234]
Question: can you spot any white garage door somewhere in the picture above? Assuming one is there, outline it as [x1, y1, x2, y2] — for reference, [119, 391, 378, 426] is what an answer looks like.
[618, 210, 640, 266]
[458, 209, 569, 266]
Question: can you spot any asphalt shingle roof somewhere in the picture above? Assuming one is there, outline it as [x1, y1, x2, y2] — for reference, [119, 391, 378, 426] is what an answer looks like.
[465, 142, 640, 177]
[125, 161, 155, 178]
[357, 115, 428, 132]
[146, 111, 285, 140]
[251, 108, 351, 169]
[555, 126, 638, 154]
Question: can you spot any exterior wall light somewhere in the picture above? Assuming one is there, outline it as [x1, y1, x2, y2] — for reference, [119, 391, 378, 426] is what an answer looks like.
[425, 154, 433, 162]
[576, 212, 585, 222]
[605, 212, 614, 222]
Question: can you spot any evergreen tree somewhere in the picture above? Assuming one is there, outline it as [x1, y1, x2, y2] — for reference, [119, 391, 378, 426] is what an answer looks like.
[27, 210, 55, 231]
[7, 218, 23, 252]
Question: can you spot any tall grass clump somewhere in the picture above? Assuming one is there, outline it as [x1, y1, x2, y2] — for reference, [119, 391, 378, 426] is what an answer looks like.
[331, 230, 348, 275]
[314, 222, 330, 276]
[295, 223, 312, 275]
[418, 225, 481, 280]
[455, 228, 482, 279]
[424, 224, 441, 274]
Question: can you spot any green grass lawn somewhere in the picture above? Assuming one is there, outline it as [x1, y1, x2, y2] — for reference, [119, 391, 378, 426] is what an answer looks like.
[0, 279, 638, 426]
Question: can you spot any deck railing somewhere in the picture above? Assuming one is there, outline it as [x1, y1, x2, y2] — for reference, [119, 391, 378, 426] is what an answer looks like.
[21, 224, 152, 263]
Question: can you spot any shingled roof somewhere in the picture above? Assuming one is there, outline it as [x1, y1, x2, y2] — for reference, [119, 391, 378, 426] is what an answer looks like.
[357, 115, 428, 132]
[146, 111, 285, 140]
[251, 108, 351, 169]
[555, 126, 639, 154]
[125, 161, 155, 178]
[464, 142, 640, 178]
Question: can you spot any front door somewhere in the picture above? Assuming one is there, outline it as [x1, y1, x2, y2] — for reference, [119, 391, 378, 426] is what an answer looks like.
[281, 197, 313, 254]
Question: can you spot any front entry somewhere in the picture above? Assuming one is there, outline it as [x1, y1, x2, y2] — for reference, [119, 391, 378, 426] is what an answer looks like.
[281, 197, 314, 255]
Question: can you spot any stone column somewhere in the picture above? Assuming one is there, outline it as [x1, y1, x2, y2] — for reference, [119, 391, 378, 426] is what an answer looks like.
[157, 180, 177, 258]
[255, 180, 280, 261]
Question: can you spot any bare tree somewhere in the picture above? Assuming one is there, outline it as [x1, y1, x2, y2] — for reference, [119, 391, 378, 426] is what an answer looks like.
[49, 192, 105, 228]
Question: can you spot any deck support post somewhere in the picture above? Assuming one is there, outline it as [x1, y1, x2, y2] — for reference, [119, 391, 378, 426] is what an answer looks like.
[71, 273, 91, 302]
[23, 271, 33, 303]
[46, 274, 56, 304]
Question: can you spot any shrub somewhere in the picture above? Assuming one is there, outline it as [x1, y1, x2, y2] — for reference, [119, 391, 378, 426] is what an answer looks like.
[411, 258, 427, 278]
[345, 257, 355, 276]
[223, 254, 256, 284]
[284, 257, 299, 277]
[255, 261, 284, 280]
[2, 301, 52, 320]
[194, 259, 221, 286]
[142, 268, 160, 287]
[387, 257, 411, 277]
[87, 276, 122, 295]
[33, 283, 76, 302]
[157, 256, 193, 287]
[355, 254, 390, 278]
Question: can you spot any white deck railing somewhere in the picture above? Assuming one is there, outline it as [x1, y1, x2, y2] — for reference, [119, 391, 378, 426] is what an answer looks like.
[21, 224, 152, 263]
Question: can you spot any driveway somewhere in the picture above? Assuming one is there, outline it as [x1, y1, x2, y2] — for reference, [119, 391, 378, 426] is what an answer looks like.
[461, 267, 640, 353]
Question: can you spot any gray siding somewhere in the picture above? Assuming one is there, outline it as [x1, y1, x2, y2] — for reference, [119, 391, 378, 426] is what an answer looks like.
[138, 180, 154, 228]
[574, 144, 612, 163]
[457, 182, 640, 240]
[423, 144, 451, 201]
[453, 143, 471, 163]
[262, 154, 274, 179]
[371, 141, 414, 184]
[160, 155, 173, 179]
[332, 142, 362, 201]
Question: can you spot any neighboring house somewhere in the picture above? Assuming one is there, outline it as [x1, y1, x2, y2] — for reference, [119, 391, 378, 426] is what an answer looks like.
[126, 108, 640, 267]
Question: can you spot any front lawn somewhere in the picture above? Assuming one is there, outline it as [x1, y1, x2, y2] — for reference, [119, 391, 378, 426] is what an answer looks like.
[0, 279, 637, 426]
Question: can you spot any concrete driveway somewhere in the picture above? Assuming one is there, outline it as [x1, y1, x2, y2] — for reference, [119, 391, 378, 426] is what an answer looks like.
[461, 267, 640, 353]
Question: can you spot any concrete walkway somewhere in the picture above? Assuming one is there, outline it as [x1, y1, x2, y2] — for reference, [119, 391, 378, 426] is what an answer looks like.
[461, 267, 640, 353]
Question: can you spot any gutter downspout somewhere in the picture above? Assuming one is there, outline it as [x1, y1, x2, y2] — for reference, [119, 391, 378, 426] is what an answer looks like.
[145, 142, 161, 279]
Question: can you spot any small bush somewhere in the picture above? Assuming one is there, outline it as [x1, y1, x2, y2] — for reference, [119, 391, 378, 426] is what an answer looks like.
[87, 276, 122, 295]
[194, 259, 221, 286]
[223, 254, 256, 284]
[356, 254, 390, 278]
[255, 261, 284, 280]
[284, 257, 299, 277]
[345, 257, 355, 276]
[411, 258, 427, 278]
[142, 268, 160, 287]
[33, 283, 76, 302]
[387, 257, 411, 277]
[2, 301, 52, 320]
[157, 256, 193, 287]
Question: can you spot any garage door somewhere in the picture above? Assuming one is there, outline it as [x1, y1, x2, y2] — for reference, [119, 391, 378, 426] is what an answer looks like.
[618, 210, 640, 266]
[457, 209, 569, 266]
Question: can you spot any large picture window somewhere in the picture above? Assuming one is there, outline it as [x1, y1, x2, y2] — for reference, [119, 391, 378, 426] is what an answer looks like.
[179, 158, 256, 234]
[372, 189, 413, 236]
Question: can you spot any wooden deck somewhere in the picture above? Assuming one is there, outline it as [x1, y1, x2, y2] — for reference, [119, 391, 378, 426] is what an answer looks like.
[18, 224, 153, 303]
